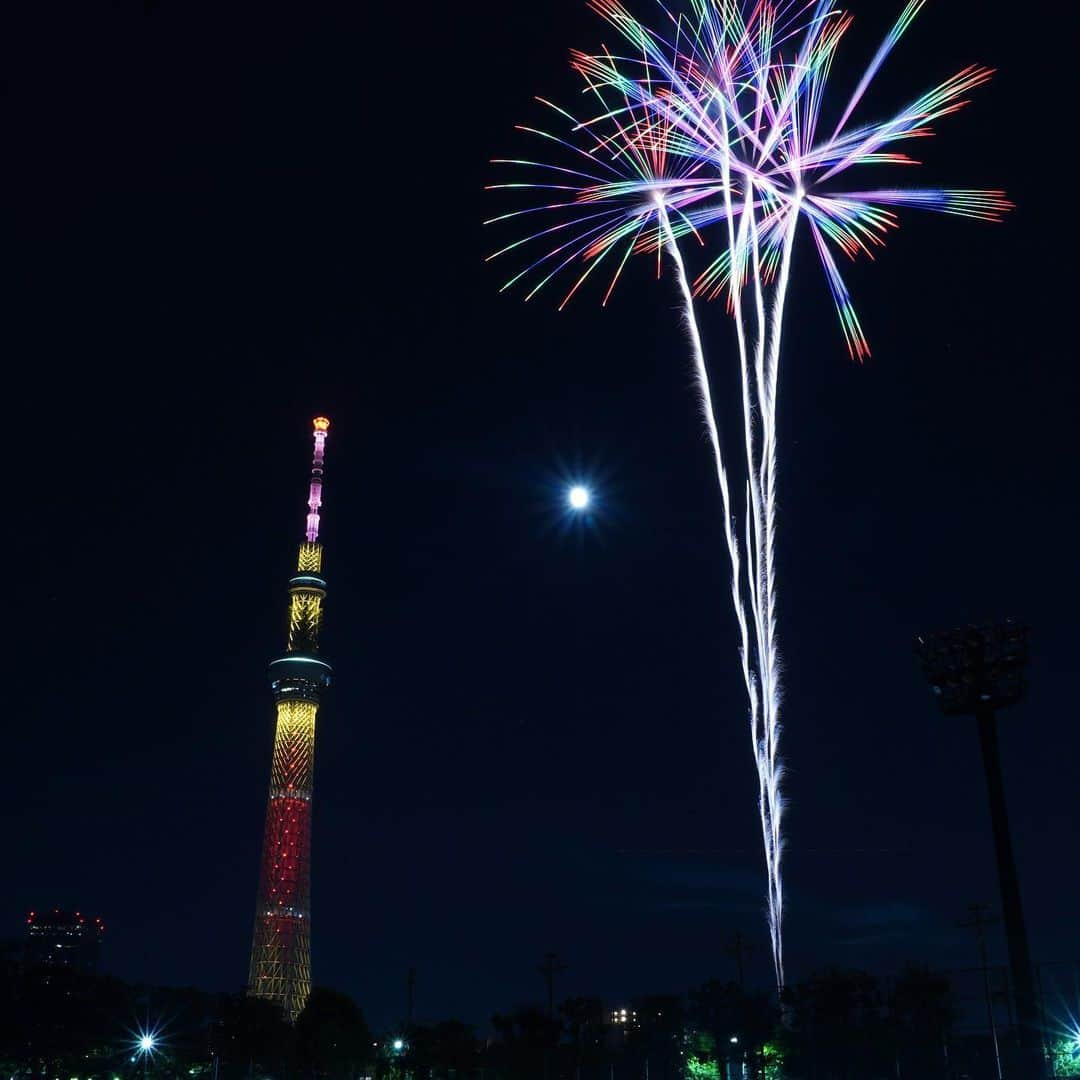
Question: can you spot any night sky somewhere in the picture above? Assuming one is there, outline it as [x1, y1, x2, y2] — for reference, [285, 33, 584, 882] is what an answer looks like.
[3, 0, 1076, 1034]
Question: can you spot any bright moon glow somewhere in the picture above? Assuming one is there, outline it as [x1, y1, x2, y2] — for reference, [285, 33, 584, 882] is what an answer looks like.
[568, 485, 590, 510]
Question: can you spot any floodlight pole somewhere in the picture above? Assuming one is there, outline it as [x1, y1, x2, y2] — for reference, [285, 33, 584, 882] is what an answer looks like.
[916, 621, 1045, 1079]
[975, 701, 1039, 1057]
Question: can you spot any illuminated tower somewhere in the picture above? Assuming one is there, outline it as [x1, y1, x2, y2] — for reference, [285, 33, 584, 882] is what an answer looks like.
[248, 417, 333, 1021]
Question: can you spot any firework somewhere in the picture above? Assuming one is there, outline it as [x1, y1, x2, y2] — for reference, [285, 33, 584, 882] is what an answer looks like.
[487, 0, 1009, 990]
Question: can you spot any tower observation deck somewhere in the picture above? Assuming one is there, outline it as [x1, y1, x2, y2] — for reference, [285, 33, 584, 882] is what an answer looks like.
[248, 416, 332, 1021]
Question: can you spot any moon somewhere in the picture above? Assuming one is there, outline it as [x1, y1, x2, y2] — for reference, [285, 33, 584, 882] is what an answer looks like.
[568, 485, 590, 510]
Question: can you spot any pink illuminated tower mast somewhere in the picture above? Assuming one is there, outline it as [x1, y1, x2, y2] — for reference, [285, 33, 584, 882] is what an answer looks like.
[248, 417, 332, 1021]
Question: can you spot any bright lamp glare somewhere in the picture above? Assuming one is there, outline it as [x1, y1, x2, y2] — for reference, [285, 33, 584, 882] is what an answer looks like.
[139, 1036, 154, 1052]
[392, 1039, 404, 1051]
[568, 486, 590, 510]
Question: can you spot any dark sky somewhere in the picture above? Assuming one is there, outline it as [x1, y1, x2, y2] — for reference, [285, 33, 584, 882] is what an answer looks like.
[3, 0, 1076, 1035]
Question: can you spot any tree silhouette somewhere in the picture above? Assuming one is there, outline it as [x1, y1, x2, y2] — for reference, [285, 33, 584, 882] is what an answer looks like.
[295, 987, 372, 1079]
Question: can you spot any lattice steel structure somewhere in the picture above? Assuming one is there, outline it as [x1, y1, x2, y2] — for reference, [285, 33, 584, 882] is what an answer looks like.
[248, 417, 333, 1021]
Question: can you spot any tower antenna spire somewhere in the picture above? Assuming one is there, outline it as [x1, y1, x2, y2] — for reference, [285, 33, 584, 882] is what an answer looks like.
[306, 417, 330, 542]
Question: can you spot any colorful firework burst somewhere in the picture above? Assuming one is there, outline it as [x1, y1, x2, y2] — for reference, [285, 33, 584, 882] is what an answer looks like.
[487, 0, 1009, 989]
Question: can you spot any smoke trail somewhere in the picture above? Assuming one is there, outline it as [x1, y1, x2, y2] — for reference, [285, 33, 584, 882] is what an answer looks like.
[718, 103, 785, 991]
[656, 199, 759, 730]
[758, 201, 801, 984]
[663, 179, 795, 993]
[658, 197, 786, 991]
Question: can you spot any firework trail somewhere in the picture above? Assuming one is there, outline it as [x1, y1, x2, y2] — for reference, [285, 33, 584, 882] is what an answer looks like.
[486, 0, 1009, 991]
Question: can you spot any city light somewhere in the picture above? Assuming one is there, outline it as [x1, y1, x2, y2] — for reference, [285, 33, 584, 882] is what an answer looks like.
[132, 1026, 161, 1058]
[392, 1039, 404, 1052]
[568, 485, 590, 511]
[131, 1027, 160, 1080]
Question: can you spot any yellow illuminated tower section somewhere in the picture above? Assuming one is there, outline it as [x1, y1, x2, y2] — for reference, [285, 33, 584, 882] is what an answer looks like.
[248, 417, 332, 1021]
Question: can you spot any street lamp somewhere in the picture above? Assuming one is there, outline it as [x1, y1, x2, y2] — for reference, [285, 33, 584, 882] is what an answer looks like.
[135, 1029, 157, 1080]
[916, 619, 1043, 1078]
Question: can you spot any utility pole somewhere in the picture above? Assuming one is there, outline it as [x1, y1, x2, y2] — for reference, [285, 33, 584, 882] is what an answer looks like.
[917, 620, 1044, 1078]
[726, 932, 753, 990]
[539, 951, 567, 1017]
[959, 904, 1004, 1080]
[538, 953, 567, 1080]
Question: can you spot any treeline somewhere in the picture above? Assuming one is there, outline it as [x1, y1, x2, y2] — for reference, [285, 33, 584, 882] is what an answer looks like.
[0, 969, 368, 1080]
[0, 961, 1057, 1079]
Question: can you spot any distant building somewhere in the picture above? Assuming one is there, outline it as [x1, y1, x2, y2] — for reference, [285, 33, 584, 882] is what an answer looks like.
[25, 909, 104, 974]
[610, 1005, 638, 1028]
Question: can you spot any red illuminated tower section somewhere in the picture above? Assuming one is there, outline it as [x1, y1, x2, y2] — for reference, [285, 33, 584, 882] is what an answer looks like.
[248, 417, 332, 1021]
